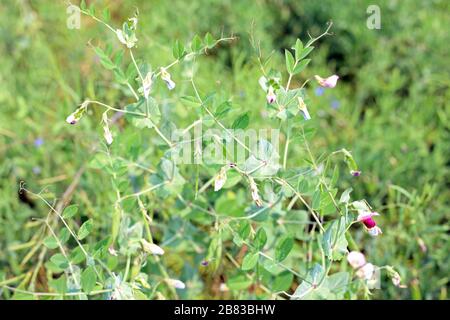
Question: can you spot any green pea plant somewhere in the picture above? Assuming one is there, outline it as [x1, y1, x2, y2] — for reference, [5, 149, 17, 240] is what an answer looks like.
[7, 1, 404, 300]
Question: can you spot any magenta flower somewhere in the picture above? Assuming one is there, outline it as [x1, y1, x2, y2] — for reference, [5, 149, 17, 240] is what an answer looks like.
[315, 74, 339, 88]
[357, 211, 382, 236]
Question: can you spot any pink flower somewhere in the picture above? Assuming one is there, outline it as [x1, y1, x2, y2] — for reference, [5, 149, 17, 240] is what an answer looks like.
[266, 86, 276, 104]
[357, 211, 382, 236]
[347, 251, 366, 269]
[315, 74, 339, 88]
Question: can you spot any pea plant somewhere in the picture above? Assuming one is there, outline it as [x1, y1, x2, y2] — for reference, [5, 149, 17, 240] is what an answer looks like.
[11, 2, 404, 300]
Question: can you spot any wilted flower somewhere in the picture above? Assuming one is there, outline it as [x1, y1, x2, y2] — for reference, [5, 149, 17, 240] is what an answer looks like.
[249, 176, 262, 207]
[160, 68, 175, 90]
[142, 72, 153, 99]
[66, 101, 89, 125]
[315, 74, 339, 88]
[167, 279, 186, 289]
[102, 113, 113, 145]
[386, 266, 407, 288]
[141, 239, 164, 255]
[357, 211, 382, 236]
[266, 86, 276, 104]
[214, 166, 228, 191]
[297, 97, 311, 120]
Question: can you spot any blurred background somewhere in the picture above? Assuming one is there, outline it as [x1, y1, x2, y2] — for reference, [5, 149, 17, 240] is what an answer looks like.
[0, 0, 448, 299]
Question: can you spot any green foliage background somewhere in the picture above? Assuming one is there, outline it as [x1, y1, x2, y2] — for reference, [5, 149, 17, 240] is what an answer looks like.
[0, 0, 448, 299]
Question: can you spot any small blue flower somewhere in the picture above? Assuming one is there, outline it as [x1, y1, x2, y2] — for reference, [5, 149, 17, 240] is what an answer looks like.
[34, 138, 44, 148]
[331, 99, 340, 109]
[33, 166, 41, 174]
[314, 87, 325, 96]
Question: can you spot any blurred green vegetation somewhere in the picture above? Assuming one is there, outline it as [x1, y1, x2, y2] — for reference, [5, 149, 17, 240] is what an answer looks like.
[0, 0, 448, 299]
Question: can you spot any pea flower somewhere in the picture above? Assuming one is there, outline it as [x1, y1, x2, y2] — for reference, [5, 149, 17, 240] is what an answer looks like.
[347, 251, 376, 281]
[315, 74, 339, 88]
[34, 138, 44, 148]
[249, 176, 262, 207]
[357, 211, 382, 236]
[350, 170, 361, 177]
[66, 101, 89, 125]
[102, 113, 113, 145]
[116, 29, 138, 48]
[297, 97, 311, 120]
[214, 166, 227, 191]
[160, 68, 175, 90]
[142, 72, 153, 99]
[167, 279, 186, 289]
[266, 86, 276, 104]
[386, 266, 407, 288]
[314, 86, 325, 96]
[141, 239, 165, 255]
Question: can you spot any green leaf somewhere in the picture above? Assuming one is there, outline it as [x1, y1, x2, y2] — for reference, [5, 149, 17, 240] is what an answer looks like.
[50, 253, 69, 269]
[253, 227, 267, 250]
[231, 112, 249, 130]
[81, 266, 97, 293]
[43, 236, 59, 249]
[191, 35, 202, 52]
[340, 188, 353, 204]
[241, 252, 259, 270]
[49, 274, 67, 294]
[298, 46, 314, 60]
[62, 205, 78, 219]
[294, 39, 304, 61]
[285, 50, 295, 74]
[275, 235, 294, 262]
[272, 271, 294, 291]
[180, 96, 201, 108]
[292, 59, 311, 75]
[227, 273, 253, 290]
[238, 221, 251, 240]
[204, 33, 215, 48]
[312, 190, 321, 210]
[78, 219, 93, 240]
[172, 40, 186, 60]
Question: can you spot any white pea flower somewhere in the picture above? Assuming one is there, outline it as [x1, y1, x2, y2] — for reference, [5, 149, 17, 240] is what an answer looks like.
[315, 74, 339, 88]
[249, 177, 262, 207]
[141, 239, 165, 255]
[160, 68, 175, 90]
[214, 167, 227, 191]
[258, 76, 268, 91]
[102, 113, 113, 145]
[167, 279, 186, 289]
[116, 29, 138, 48]
[142, 72, 153, 99]
[297, 97, 311, 120]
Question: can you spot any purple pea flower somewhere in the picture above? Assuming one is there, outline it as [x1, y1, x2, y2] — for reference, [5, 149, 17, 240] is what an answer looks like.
[34, 138, 44, 148]
[315, 87, 325, 96]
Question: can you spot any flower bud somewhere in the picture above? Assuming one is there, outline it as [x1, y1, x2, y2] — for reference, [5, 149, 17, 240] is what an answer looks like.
[167, 278, 186, 289]
[141, 239, 165, 255]
[214, 166, 227, 191]
[297, 97, 311, 120]
[66, 101, 89, 125]
[347, 251, 366, 269]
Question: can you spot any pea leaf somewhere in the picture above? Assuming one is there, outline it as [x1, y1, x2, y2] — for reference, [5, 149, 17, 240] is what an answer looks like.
[231, 112, 249, 130]
[241, 252, 259, 270]
[253, 227, 267, 250]
[62, 205, 78, 219]
[78, 219, 93, 240]
[81, 266, 97, 293]
[285, 49, 295, 74]
[275, 235, 294, 262]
